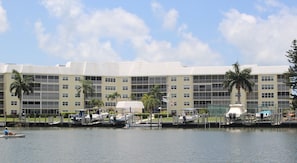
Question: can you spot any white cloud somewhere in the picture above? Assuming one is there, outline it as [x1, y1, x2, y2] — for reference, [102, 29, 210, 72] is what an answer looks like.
[0, 1, 9, 33]
[163, 9, 179, 30]
[36, 0, 221, 66]
[151, 1, 178, 30]
[219, 3, 297, 65]
[41, 0, 82, 18]
[134, 24, 222, 66]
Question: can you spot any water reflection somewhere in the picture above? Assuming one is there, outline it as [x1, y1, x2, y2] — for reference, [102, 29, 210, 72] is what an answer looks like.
[0, 128, 296, 162]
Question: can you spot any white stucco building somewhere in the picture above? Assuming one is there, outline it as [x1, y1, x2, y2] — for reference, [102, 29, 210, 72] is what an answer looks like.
[0, 61, 291, 116]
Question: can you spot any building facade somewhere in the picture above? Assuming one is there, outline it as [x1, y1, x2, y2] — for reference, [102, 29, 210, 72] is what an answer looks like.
[0, 62, 291, 116]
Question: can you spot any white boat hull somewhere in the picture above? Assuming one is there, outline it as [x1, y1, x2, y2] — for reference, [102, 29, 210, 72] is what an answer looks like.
[111, 113, 133, 122]
[226, 104, 247, 119]
[179, 115, 198, 123]
[0, 134, 25, 138]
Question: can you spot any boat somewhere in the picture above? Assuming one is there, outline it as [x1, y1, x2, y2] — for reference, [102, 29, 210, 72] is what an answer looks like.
[179, 108, 199, 123]
[110, 113, 133, 123]
[85, 112, 109, 122]
[70, 108, 109, 124]
[256, 110, 272, 119]
[225, 104, 247, 120]
[110, 101, 144, 123]
[0, 134, 25, 138]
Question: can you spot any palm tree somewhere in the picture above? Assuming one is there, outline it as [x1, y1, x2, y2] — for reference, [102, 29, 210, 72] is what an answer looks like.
[107, 92, 121, 106]
[89, 98, 104, 108]
[76, 79, 94, 109]
[89, 98, 104, 114]
[9, 69, 34, 118]
[223, 62, 254, 104]
[141, 93, 159, 126]
[149, 85, 162, 101]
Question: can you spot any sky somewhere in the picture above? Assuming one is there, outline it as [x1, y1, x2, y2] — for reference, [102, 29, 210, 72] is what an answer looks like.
[0, 0, 297, 67]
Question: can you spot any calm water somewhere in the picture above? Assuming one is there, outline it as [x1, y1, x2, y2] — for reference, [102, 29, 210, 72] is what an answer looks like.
[0, 127, 297, 163]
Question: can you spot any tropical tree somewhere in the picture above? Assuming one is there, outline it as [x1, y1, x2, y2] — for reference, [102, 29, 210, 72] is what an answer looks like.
[89, 98, 104, 108]
[141, 93, 159, 125]
[285, 39, 297, 109]
[149, 85, 162, 111]
[76, 79, 94, 109]
[107, 92, 121, 106]
[149, 85, 162, 100]
[9, 69, 34, 117]
[223, 62, 254, 104]
[89, 98, 104, 114]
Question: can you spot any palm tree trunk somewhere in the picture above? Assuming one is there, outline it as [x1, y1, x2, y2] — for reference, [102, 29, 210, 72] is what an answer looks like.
[150, 107, 153, 128]
[19, 98, 22, 120]
[237, 88, 241, 104]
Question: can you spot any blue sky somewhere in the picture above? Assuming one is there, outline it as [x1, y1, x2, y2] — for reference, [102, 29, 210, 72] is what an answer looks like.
[0, 0, 296, 66]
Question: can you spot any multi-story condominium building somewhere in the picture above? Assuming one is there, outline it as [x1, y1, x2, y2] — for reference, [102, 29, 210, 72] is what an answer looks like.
[0, 61, 291, 116]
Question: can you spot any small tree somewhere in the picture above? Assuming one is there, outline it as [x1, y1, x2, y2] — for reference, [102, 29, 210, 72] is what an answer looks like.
[76, 79, 94, 109]
[223, 62, 254, 104]
[285, 39, 297, 109]
[10, 69, 34, 117]
[89, 98, 104, 108]
[141, 93, 159, 126]
[107, 92, 121, 106]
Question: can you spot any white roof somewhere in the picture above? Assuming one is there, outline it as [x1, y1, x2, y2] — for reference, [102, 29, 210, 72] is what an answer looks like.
[0, 61, 289, 76]
[116, 101, 144, 109]
[116, 101, 144, 113]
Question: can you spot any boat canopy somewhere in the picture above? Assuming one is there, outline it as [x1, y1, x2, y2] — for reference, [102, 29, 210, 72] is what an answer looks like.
[116, 101, 144, 113]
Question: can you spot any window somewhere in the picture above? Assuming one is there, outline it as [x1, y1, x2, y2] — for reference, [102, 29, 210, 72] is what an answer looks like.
[171, 77, 176, 82]
[261, 76, 274, 81]
[171, 85, 177, 90]
[184, 85, 190, 90]
[262, 101, 274, 107]
[62, 93, 68, 98]
[75, 102, 80, 106]
[184, 102, 190, 106]
[105, 78, 116, 82]
[62, 76, 68, 81]
[11, 101, 17, 105]
[75, 93, 80, 98]
[62, 85, 68, 89]
[62, 102, 68, 106]
[75, 77, 80, 81]
[105, 86, 116, 90]
[122, 78, 128, 82]
[184, 93, 190, 98]
[122, 94, 129, 98]
[184, 77, 190, 81]
[261, 84, 274, 90]
[123, 86, 128, 90]
[171, 94, 177, 98]
[262, 93, 274, 98]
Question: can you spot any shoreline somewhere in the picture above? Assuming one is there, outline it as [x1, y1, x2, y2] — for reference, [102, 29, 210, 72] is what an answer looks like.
[3, 120, 297, 129]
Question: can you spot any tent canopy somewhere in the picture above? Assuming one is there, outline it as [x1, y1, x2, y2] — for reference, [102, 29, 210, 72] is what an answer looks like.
[116, 101, 144, 113]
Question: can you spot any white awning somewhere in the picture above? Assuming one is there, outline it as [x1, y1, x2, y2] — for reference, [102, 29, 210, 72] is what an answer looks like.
[116, 101, 144, 113]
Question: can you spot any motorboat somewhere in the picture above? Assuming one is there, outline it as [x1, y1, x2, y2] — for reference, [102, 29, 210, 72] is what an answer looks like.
[85, 112, 109, 122]
[179, 108, 198, 123]
[70, 109, 86, 123]
[256, 110, 272, 119]
[71, 109, 109, 124]
[225, 104, 247, 120]
[111, 101, 144, 123]
[110, 113, 133, 123]
[0, 134, 25, 138]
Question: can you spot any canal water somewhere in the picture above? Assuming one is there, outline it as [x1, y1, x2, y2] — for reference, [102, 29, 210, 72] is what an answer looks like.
[0, 127, 296, 163]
